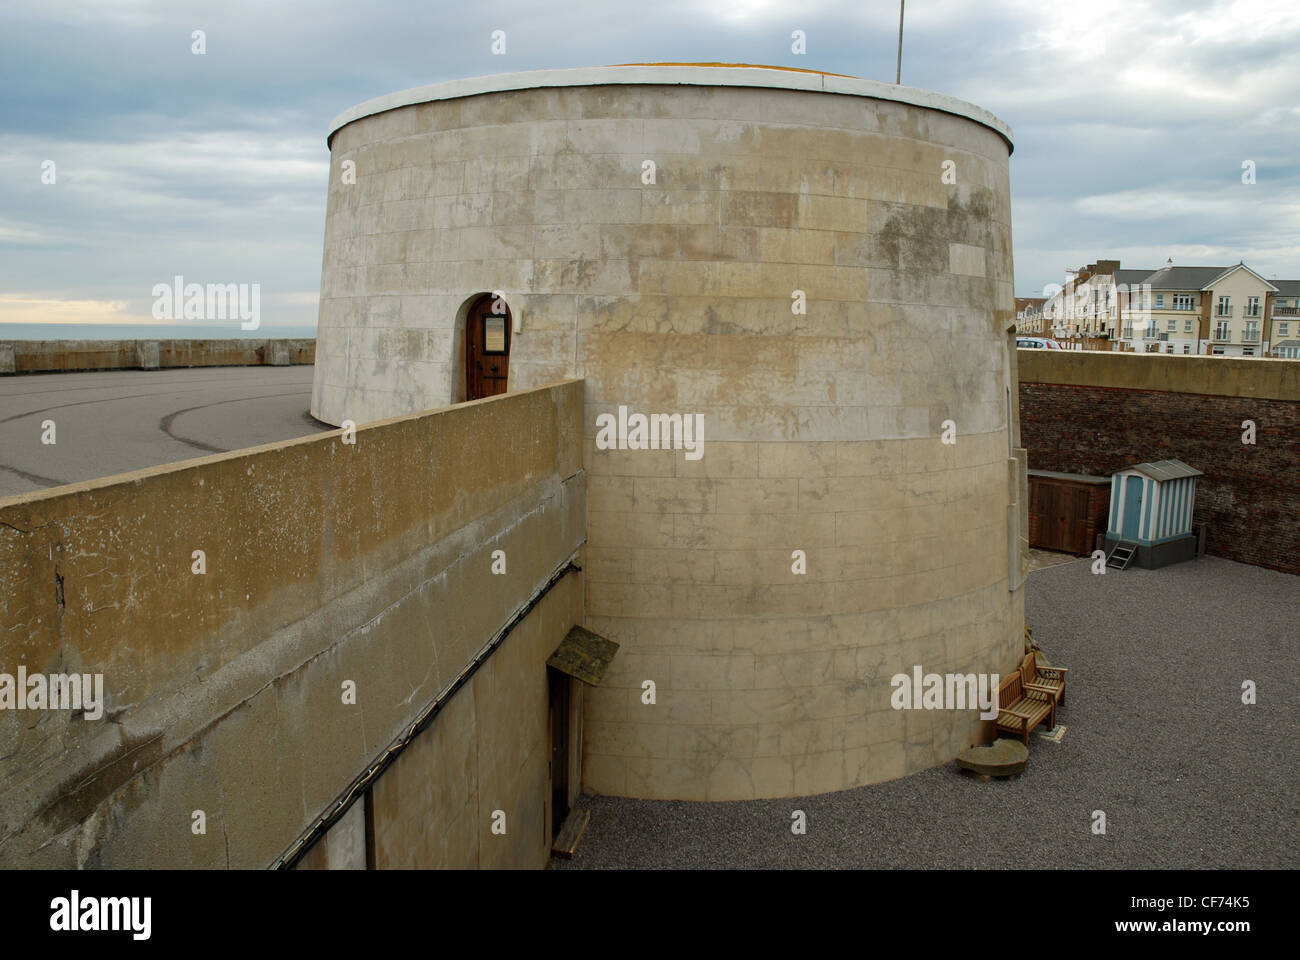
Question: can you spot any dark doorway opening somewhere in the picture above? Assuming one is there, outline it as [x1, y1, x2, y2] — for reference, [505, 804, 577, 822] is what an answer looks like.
[548, 667, 570, 841]
[465, 293, 511, 401]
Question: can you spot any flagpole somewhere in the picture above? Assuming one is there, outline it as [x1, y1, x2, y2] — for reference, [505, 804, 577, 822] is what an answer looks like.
[896, 0, 905, 84]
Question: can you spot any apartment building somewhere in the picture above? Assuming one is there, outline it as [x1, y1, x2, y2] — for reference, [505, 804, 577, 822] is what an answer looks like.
[1203, 264, 1275, 356]
[1108, 267, 1156, 346]
[1038, 256, 1298, 357]
[1015, 296, 1047, 334]
[1044, 260, 1148, 344]
[1266, 280, 1300, 358]
[1118, 263, 1215, 354]
[1112, 261, 1278, 356]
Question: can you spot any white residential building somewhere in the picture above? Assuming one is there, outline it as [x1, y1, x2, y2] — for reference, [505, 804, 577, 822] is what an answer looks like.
[1044, 260, 1146, 346]
[1267, 280, 1300, 358]
[1116, 261, 1278, 356]
[1042, 256, 1296, 357]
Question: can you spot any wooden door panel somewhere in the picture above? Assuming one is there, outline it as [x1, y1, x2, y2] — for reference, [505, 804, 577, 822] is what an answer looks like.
[548, 669, 570, 840]
[465, 294, 511, 401]
[1030, 476, 1111, 555]
[1069, 489, 1090, 554]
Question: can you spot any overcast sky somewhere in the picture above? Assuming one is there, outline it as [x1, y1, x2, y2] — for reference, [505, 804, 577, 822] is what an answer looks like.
[1, 0, 1297, 328]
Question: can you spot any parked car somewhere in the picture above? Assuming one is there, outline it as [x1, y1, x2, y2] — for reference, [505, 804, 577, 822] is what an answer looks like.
[1016, 337, 1062, 349]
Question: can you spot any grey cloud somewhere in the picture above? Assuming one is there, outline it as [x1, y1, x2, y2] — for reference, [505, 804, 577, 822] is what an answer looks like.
[0, 0, 1296, 321]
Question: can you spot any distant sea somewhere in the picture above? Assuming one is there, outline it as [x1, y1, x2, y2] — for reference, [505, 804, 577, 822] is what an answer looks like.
[0, 324, 317, 341]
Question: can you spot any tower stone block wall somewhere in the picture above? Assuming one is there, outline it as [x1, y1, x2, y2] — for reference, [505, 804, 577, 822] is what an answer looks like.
[314, 66, 1026, 800]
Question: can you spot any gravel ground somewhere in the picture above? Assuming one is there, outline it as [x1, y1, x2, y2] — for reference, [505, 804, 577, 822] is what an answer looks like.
[556, 555, 1299, 869]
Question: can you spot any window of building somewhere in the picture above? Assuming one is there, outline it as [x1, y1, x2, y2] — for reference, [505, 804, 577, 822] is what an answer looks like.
[1244, 321, 1259, 342]
[1216, 296, 1231, 316]
[1246, 296, 1260, 317]
[1242, 346, 1255, 356]
[1182, 344, 1191, 354]
[1167, 318, 1176, 332]
[1184, 318, 1194, 333]
[1174, 294, 1194, 310]
[1214, 321, 1230, 341]
[1212, 346, 1226, 355]
[1155, 294, 1165, 308]
[1278, 321, 1290, 337]
[1165, 343, 1174, 353]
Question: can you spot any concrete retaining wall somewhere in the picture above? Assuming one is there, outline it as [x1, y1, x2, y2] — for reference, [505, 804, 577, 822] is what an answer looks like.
[0, 379, 585, 868]
[1018, 349, 1299, 402]
[1018, 350, 1300, 575]
[0, 338, 316, 374]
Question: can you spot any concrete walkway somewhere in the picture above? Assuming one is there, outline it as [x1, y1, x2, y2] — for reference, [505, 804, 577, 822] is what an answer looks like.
[557, 556, 1299, 869]
[0, 367, 329, 499]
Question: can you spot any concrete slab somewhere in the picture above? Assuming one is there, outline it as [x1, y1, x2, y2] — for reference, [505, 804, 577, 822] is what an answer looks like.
[0, 366, 331, 499]
[955, 739, 1029, 778]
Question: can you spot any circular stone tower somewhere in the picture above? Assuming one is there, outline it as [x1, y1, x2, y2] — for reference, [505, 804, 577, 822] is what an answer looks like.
[315, 64, 1027, 800]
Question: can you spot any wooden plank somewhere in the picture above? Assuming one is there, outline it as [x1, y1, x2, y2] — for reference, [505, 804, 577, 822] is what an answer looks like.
[550, 808, 590, 860]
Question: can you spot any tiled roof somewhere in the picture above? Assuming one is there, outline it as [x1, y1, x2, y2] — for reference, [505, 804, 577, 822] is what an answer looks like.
[1113, 269, 1156, 287]
[1143, 266, 1230, 290]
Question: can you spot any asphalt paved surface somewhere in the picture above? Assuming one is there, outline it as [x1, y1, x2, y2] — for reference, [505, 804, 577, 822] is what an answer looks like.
[0, 367, 331, 499]
[557, 555, 1299, 869]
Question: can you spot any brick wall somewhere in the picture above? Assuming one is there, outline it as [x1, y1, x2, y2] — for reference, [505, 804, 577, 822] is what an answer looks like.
[1019, 381, 1299, 575]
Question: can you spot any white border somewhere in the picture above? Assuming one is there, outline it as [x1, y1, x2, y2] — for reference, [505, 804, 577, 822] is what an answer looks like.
[327, 65, 1014, 151]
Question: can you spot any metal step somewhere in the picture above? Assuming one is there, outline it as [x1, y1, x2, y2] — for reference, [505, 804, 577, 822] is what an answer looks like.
[1106, 542, 1137, 570]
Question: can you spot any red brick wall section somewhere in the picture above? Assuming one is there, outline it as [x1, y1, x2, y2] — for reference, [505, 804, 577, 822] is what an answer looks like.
[1019, 383, 1300, 575]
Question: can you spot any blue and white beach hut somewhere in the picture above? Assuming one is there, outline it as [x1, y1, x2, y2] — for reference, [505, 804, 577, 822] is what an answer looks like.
[1104, 459, 1202, 569]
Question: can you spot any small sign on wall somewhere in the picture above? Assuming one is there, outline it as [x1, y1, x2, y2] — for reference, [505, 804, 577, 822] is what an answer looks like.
[483, 315, 508, 353]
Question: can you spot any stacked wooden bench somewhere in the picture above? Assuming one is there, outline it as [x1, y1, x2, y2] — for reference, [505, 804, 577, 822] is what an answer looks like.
[995, 654, 1059, 745]
[1025, 652, 1068, 706]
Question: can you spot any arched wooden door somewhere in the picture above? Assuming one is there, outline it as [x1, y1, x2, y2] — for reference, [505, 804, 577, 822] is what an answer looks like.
[465, 293, 511, 401]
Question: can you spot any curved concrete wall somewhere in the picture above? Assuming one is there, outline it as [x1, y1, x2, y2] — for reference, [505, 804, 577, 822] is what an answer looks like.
[314, 65, 1025, 800]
